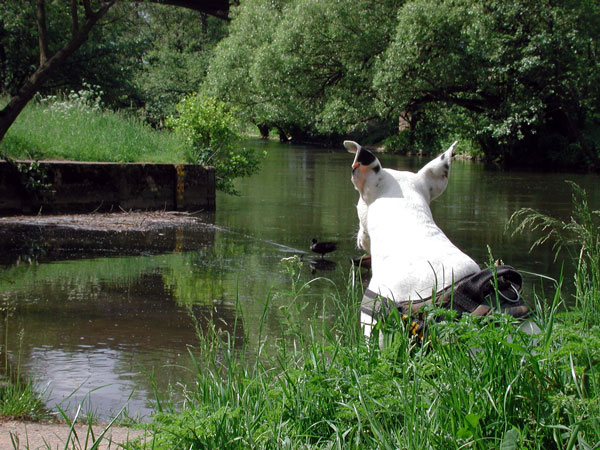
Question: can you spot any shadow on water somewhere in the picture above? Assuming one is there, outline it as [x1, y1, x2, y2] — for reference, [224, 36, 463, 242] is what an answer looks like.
[0, 138, 598, 420]
[307, 258, 337, 274]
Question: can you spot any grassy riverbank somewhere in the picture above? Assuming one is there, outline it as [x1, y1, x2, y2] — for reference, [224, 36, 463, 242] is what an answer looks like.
[4, 253, 599, 449]
[124, 186, 598, 449]
[0, 94, 186, 164]
[130, 276, 598, 449]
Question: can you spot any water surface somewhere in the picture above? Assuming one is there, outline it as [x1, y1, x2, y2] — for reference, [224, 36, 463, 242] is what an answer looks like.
[1, 139, 598, 420]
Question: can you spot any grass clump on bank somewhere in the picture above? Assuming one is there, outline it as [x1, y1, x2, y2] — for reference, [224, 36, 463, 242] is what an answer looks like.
[0, 88, 187, 164]
[0, 310, 46, 421]
[0, 373, 45, 421]
[130, 185, 600, 449]
[140, 291, 600, 449]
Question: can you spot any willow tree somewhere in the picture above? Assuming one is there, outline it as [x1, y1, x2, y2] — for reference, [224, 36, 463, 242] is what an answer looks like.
[201, 0, 288, 139]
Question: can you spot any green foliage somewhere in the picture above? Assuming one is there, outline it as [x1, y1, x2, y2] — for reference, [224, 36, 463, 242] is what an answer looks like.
[203, 0, 401, 142]
[383, 131, 412, 155]
[0, 373, 45, 420]
[0, 93, 187, 163]
[0, 301, 46, 420]
[204, 0, 600, 166]
[0, 2, 142, 107]
[133, 5, 228, 127]
[201, 0, 290, 133]
[40, 81, 103, 109]
[0, 2, 38, 95]
[15, 160, 50, 192]
[375, 0, 600, 165]
[167, 94, 262, 194]
[137, 242, 600, 449]
[0, 2, 227, 129]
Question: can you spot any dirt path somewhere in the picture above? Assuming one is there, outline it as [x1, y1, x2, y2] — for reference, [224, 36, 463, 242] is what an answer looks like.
[0, 420, 149, 449]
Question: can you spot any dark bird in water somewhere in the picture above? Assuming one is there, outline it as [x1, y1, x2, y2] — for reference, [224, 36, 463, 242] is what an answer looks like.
[310, 238, 337, 258]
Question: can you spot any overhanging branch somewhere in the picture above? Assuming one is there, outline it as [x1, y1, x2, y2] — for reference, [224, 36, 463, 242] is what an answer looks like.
[138, 0, 230, 20]
[409, 87, 500, 114]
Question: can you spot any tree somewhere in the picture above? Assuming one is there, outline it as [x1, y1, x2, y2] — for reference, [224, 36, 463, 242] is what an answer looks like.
[201, 0, 289, 139]
[204, 0, 403, 143]
[0, 0, 230, 144]
[375, 0, 600, 167]
[1, 2, 147, 110]
[0, 0, 115, 142]
[206, 0, 599, 168]
[134, 5, 227, 127]
[252, 0, 400, 142]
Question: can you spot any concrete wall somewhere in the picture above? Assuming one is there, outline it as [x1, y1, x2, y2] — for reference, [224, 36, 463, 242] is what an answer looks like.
[0, 161, 216, 214]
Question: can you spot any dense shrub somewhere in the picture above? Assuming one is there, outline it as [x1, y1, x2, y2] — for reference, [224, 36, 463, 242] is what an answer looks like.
[167, 94, 262, 194]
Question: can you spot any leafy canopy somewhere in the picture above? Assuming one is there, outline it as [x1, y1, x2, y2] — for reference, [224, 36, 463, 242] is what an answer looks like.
[203, 0, 402, 143]
[205, 0, 600, 167]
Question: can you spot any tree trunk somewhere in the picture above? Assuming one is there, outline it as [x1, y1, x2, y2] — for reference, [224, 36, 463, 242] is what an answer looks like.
[257, 124, 270, 139]
[36, 0, 49, 65]
[0, 2, 114, 144]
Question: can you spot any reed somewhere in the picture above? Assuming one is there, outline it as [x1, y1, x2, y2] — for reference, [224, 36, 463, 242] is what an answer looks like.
[509, 181, 600, 326]
[0, 374, 44, 421]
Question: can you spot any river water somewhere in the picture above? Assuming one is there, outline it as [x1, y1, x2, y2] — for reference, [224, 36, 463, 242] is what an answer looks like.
[0, 139, 598, 420]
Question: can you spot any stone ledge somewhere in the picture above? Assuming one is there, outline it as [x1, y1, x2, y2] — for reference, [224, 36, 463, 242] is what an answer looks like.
[0, 160, 216, 214]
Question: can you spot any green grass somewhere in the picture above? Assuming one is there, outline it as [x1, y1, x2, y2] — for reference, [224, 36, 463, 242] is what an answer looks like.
[0, 375, 45, 421]
[0, 324, 46, 421]
[0, 95, 188, 163]
[121, 185, 600, 449]
[122, 260, 599, 449]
